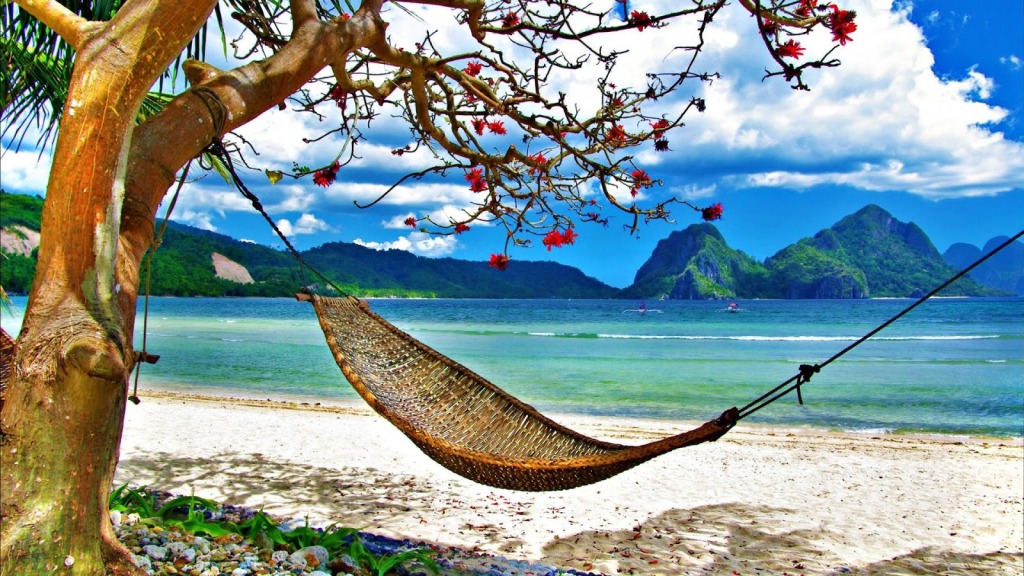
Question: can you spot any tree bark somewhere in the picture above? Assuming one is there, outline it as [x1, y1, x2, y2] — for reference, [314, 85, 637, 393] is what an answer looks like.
[1, 2, 215, 574]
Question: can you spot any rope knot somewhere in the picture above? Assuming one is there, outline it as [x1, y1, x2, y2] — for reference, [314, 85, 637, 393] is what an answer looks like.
[797, 363, 820, 384]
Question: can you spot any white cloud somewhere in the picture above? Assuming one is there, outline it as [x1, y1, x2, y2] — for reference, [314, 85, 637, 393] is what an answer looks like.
[642, 0, 1024, 199]
[0, 148, 53, 194]
[276, 213, 335, 236]
[1002, 54, 1022, 70]
[354, 231, 459, 257]
[323, 181, 477, 207]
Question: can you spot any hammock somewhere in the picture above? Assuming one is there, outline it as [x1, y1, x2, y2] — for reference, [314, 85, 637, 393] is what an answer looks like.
[302, 294, 738, 491]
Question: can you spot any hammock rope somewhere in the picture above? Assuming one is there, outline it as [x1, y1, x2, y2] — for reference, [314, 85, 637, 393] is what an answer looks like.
[203, 143, 1023, 491]
[736, 229, 1024, 421]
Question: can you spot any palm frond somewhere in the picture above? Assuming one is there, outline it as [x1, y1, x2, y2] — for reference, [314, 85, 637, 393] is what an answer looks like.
[0, 1, 239, 151]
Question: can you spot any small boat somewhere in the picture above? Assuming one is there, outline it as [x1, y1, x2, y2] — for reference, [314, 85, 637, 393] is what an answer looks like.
[623, 301, 663, 314]
[719, 302, 746, 313]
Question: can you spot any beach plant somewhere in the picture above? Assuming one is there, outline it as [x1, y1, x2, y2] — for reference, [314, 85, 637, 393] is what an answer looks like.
[343, 533, 440, 576]
[1, 0, 858, 573]
[107, 487, 437, 574]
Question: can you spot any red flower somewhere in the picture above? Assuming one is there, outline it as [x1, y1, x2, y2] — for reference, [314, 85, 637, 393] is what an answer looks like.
[607, 124, 628, 145]
[404, 216, 417, 227]
[465, 168, 488, 192]
[777, 39, 805, 59]
[543, 230, 564, 251]
[701, 202, 724, 222]
[650, 118, 670, 139]
[828, 4, 857, 45]
[464, 61, 483, 77]
[455, 222, 470, 234]
[489, 253, 510, 270]
[528, 152, 547, 174]
[542, 228, 578, 251]
[795, 0, 816, 18]
[630, 10, 653, 31]
[472, 118, 487, 136]
[502, 12, 520, 28]
[328, 85, 346, 109]
[631, 169, 651, 184]
[487, 120, 507, 135]
[312, 161, 340, 187]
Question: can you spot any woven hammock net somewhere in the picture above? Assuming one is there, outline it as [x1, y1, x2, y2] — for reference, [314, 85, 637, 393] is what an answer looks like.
[307, 294, 737, 491]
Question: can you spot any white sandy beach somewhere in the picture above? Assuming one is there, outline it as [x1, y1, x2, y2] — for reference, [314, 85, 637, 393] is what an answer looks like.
[115, 392, 1024, 575]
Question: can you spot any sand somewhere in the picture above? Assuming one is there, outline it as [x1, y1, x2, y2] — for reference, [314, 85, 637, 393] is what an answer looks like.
[115, 391, 1024, 575]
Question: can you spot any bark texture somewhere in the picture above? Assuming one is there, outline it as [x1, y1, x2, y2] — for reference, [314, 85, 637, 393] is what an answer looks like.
[1, 2, 216, 574]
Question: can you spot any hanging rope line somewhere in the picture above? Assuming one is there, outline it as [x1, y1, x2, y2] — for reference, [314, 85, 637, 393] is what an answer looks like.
[202, 139, 354, 297]
[129, 160, 194, 404]
[736, 229, 1024, 421]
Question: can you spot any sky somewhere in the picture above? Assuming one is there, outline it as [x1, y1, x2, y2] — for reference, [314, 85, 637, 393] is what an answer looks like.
[2, 0, 1022, 288]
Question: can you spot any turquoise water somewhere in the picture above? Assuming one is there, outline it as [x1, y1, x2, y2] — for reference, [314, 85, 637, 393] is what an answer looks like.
[3, 296, 1022, 437]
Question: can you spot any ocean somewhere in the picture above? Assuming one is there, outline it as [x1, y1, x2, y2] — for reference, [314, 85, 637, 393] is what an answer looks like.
[2, 296, 1022, 437]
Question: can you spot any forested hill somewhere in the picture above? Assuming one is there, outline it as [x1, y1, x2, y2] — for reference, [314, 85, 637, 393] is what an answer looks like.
[0, 192, 616, 298]
[2, 191, 1018, 299]
[622, 205, 1005, 299]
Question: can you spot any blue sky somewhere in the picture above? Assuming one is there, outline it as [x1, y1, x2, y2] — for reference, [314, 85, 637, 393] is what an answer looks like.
[2, 0, 1022, 288]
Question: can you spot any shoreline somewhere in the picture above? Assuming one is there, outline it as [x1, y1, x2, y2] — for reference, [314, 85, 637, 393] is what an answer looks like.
[117, 390, 1024, 575]
[137, 389, 1024, 444]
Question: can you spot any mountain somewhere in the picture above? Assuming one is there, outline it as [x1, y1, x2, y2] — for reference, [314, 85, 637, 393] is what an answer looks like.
[624, 205, 996, 299]
[620, 223, 767, 299]
[944, 236, 1024, 296]
[1, 190, 1012, 299]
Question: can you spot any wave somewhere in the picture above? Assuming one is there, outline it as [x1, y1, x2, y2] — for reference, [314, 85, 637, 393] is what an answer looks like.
[525, 332, 1003, 342]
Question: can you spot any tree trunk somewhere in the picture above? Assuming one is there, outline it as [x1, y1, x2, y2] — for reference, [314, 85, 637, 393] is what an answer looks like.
[1, 1, 371, 572]
[0, 2, 215, 574]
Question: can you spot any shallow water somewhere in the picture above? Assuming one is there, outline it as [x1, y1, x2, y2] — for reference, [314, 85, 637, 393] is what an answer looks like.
[3, 296, 1022, 436]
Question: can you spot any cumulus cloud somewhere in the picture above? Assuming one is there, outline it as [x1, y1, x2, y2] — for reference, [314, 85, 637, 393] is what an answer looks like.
[0, 149, 53, 193]
[354, 231, 459, 257]
[276, 213, 335, 236]
[634, 0, 1024, 199]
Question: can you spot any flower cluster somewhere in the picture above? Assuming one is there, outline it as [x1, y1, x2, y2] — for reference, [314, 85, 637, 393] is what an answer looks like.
[454, 222, 470, 234]
[312, 161, 340, 187]
[404, 216, 417, 227]
[630, 11, 653, 31]
[489, 253, 510, 270]
[502, 12, 519, 28]
[465, 168, 488, 192]
[328, 85, 346, 109]
[827, 4, 857, 45]
[650, 119, 670, 151]
[528, 153, 547, 175]
[777, 39, 805, 59]
[701, 202, 724, 221]
[630, 169, 652, 198]
[471, 118, 507, 136]
[607, 124, 628, 146]
[464, 61, 483, 77]
[542, 228, 579, 251]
